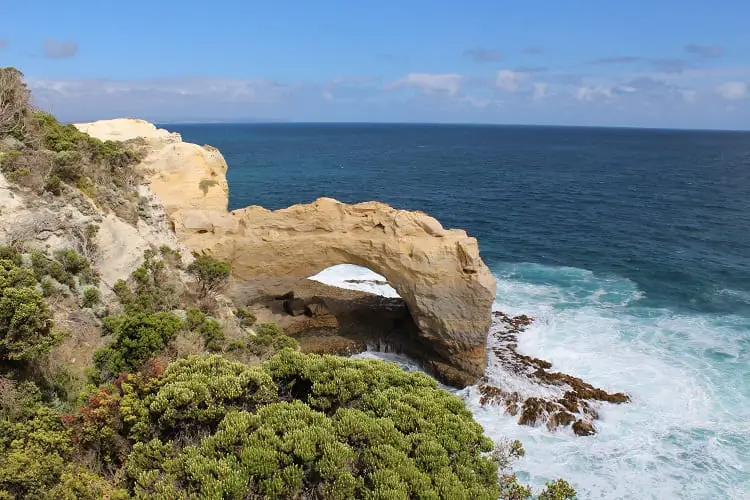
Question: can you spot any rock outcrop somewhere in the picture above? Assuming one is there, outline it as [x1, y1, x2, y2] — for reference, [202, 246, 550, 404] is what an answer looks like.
[74, 119, 229, 213]
[77, 119, 498, 384]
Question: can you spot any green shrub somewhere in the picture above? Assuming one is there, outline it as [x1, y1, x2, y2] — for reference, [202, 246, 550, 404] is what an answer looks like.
[121, 354, 277, 443]
[254, 323, 285, 337]
[40, 277, 56, 297]
[81, 287, 100, 308]
[29, 248, 97, 290]
[538, 479, 577, 500]
[185, 307, 225, 351]
[0, 406, 72, 498]
[44, 174, 62, 195]
[93, 312, 183, 379]
[0, 259, 60, 360]
[235, 307, 256, 327]
[187, 253, 230, 299]
[114, 249, 180, 314]
[44, 466, 128, 500]
[121, 352, 502, 499]
[0, 67, 32, 138]
[242, 323, 298, 359]
[0, 246, 22, 266]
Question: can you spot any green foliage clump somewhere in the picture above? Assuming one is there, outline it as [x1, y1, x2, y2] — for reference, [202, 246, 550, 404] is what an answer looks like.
[53, 248, 96, 285]
[235, 306, 256, 327]
[93, 312, 183, 380]
[187, 252, 230, 299]
[120, 354, 277, 444]
[0, 246, 22, 266]
[185, 307, 225, 351]
[538, 479, 577, 500]
[114, 249, 180, 314]
[227, 322, 298, 360]
[0, 405, 73, 498]
[0, 259, 59, 360]
[81, 286, 100, 308]
[29, 248, 96, 291]
[34, 111, 140, 171]
[44, 466, 129, 500]
[0, 377, 120, 499]
[0, 67, 32, 138]
[121, 351, 502, 499]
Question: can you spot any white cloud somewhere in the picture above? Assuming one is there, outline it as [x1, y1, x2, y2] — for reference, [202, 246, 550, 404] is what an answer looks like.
[29, 77, 290, 102]
[532, 82, 548, 101]
[495, 70, 528, 92]
[385, 73, 464, 95]
[681, 89, 697, 103]
[716, 81, 747, 100]
[575, 86, 613, 101]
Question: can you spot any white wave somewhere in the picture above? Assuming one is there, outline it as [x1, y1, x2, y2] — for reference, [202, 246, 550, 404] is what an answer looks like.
[486, 263, 750, 499]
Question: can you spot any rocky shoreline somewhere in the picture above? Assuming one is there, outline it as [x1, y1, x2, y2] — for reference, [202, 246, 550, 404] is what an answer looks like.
[479, 311, 630, 435]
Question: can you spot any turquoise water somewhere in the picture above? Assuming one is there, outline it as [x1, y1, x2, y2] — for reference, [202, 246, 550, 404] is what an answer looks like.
[168, 123, 750, 499]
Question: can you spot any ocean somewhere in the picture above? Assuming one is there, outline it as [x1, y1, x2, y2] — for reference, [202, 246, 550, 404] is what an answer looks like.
[167, 123, 750, 499]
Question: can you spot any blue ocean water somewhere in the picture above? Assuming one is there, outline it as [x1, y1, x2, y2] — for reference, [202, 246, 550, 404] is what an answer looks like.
[168, 123, 750, 499]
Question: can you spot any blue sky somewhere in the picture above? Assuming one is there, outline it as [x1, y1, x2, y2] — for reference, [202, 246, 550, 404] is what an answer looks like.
[2, 0, 750, 128]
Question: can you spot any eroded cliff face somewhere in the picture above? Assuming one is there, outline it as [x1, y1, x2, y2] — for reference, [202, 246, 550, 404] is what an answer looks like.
[74, 119, 229, 213]
[77, 119, 498, 384]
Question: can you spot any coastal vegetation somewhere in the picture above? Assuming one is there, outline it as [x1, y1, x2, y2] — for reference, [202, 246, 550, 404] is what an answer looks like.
[0, 67, 575, 498]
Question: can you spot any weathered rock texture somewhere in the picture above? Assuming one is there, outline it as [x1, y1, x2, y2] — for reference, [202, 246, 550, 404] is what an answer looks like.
[77, 119, 498, 384]
[74, 119, 229, 213]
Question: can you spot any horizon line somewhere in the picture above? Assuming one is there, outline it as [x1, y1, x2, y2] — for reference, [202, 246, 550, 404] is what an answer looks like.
[151, 120, 750, 133]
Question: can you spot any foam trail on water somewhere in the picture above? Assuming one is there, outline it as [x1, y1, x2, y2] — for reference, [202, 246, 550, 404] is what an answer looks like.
[312, 263, 750, 499]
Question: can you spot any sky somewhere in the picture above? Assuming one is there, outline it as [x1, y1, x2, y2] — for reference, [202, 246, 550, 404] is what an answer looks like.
[2, 0, 750, 129]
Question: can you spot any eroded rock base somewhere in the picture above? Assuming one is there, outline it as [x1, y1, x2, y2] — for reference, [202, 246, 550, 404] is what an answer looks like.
[228, 277, 479, 387]
[480, 311, 630, 436]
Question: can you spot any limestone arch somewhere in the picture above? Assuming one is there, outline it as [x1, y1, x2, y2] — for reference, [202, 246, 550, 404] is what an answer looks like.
[172, 197, 496, 380]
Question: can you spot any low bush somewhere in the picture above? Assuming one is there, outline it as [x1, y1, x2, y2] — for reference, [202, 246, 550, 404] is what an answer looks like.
[185, 307, 225, 351]
[93, 312, 183, 380]
[113, 249, 181, 314]
[120, 352, 502, 499]
[187, 252, 230, 299]
[235, 306, 257, 327]
[0, 259, 60, 360]
[81, 287, 100, 308]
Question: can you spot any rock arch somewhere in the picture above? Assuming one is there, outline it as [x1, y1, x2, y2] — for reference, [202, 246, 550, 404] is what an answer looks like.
[172, 198, 497, 381]
[74, 119, 497, 384]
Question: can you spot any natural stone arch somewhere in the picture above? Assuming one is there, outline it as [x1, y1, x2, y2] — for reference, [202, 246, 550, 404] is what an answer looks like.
[172, 198, 497, 381]
[74, 119, 497, 385]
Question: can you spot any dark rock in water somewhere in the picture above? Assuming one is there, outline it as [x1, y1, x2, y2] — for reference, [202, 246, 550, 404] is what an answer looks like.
[275, 291, 295, 301]
[572, 420, 596, 436]
[283, 297, 307, 316]
[548, 411, 576, 429]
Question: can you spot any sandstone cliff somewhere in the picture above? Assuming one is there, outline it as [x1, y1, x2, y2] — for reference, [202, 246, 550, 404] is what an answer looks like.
[74, 119, 229, 213]
[76, 119, 498, 384]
